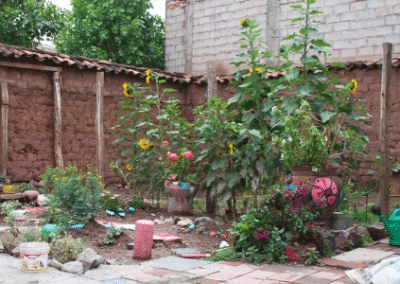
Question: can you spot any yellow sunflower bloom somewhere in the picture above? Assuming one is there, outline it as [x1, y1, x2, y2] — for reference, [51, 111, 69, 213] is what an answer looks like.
[146, 69, 151, 76]
[229, 144, 233, 154]
[123, 82, 127, 89]
[127, 165, 132, 171]
[255, 68, 262, 72]
[249, 68, 254, 73]
[139, 138, 150, 149]
[123, 89, 129, 97]
[146, 76, 150, 84]
[348, 79, 358, 94]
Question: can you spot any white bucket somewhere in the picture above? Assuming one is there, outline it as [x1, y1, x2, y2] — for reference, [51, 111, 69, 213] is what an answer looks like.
[20, 242, 50, 272]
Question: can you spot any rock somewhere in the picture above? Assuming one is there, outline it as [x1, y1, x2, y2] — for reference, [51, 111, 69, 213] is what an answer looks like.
[164, 218, 173, 225]
[5, 179, 10, 184]
[153, 219, 165, 225]
[173, 216, 180, 225]
[219, 241, 230, 249]
[49, 258, 62, 270]
[214, 217, 224, 226]
[105, 259, 118, 265]
[355, 226, 370, 238]
[366, 222, 387, 240]
[194, 217, 212, 226]
[12, 245, 20, 257]
[329, 231, 351, 251]
[0, 193, 23, 200]
[77, 248, 104, 273]
[335, 249, 345, 254]
[0, 241, 3, 253]
[61, 261, 84, 275]
[324, 235, 336, 252]
[35, 194, 49, 206]
[177, 219, 194, 228]
[29, 180, 39, 188]
[37, 180, 46, 189]
[348, 231, 363, 248]
[22, 190, 39, 202]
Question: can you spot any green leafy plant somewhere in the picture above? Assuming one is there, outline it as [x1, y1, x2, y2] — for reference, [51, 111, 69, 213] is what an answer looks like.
[40, 165, 64, 193]
[211, 247, 239, 262]
[361, 234, 373, 246]
[127, 198, 148, 209]
[21, 227, 41, 242]
[2, 201, 21, 238]
[39, 164, 103, 226]
[103, 227, 125, 245]
[54, 0, 165, 69]
[99, 189, 120, 211]
[302, 247, 321, 265]
[19, 183, 33, 193]
[50, 234, 84, 264]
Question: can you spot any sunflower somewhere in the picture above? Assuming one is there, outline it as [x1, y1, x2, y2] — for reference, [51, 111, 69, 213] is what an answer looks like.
[127, 165, 132, 171]
[348, 79, 358, 94]
[139, 138, 150, 149]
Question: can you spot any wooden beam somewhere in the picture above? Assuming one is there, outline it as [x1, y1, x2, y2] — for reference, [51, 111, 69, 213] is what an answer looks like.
[53, 72, 64, 170]
[96, 72, 104, 182]
[0, 61, 62, 72]
[1, 83, 8, 177]
[379, 43, 392, 219]
[206, 61, 217, 99]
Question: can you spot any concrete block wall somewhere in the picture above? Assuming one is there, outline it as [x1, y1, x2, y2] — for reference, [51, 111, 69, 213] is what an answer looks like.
[280, 0, 400, 63]
[166, 0, 400, 74]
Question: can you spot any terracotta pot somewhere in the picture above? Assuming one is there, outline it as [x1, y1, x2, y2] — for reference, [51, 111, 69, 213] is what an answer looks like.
[165, 181, 198, 214]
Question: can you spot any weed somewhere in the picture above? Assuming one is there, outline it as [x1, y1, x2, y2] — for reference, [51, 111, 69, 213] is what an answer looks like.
[103, 227, 125, 245]
[50, 234, 83, 264]
[302, 247, 322, 266]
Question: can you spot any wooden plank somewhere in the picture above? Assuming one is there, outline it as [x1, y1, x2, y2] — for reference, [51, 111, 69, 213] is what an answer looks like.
[96, 72, 104, 182]
[53, 72, 64, 170]
[1, 82, 8, 177]
[206, 61, 217, 99]
[379, 43, 392, 218]
[0, 61, 62, 72]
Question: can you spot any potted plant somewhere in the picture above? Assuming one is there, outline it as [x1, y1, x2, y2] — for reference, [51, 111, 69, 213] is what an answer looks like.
[161, 149, 199, 214]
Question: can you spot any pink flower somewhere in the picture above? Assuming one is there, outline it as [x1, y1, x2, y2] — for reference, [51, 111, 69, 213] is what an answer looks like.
[307, 176, 312, 181]
[255, 235, 261, 240]
[171, 176, 176, 181]
[100, 193, 106, 197]
[163, 141, 168, 145]
[166, 151, 171, 156]
[158, 156, 162, 160]
[167, 177, 171, 180]
[169, 153, 179, 162]
[193, 162, 196, 166]
[201, 172, 205, 176]
[183, 151, 193, 159]
[257, 228, 263, 232]
[110, 197, 115, 200]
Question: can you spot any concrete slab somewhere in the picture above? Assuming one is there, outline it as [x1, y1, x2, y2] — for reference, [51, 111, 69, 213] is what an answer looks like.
[141, 256, 205, 271]
[84, 264, 132, 281]
[333, 248, 395, 265]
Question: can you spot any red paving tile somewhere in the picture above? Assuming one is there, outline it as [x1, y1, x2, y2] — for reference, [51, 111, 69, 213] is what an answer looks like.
[268, 273, 306, 283]
[221, 260, 245, 266]
[188, 278, 223, 284]
[311, 271, 346, 281]
[146, 268, 177, 277]
[293, 275, 332, 284]
[205, 266, 253, 281]
[225, 275, 264, 284]
[321, 258, 369, 269]
[186, 268, 220, 278]
[245, 270, 278, 279]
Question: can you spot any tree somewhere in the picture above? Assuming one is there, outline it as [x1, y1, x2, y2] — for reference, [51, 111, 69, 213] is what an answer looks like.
[54, 0, 165, 69]
[0, 0, 65, 48]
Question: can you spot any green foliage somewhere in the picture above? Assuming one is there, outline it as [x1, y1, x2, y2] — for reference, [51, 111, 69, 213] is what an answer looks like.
[338, 204, 380, 223]
[40, 165, 64, 193]
[211, 247, 239, 262]
[50, 234, 84, 264]
[39, 164, 103, 227]
[2, 201, 21, 238]
[99, 189, 121, 211]
[302, 247, 321, 265]
[0, 0, 65, 48]
[54, 0, 165, 69]
[227, 182, 328, 264]
[22, 227, 41, 243]
[19, 183, 33, 193]
[127, 198, 148, 209]
[103, 227, 125, 244]
[108, 73, 193, 199]
[361, 234, 373, 246]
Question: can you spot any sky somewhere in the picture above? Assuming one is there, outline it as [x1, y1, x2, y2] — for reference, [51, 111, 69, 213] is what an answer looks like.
[48, 0, 166, 19]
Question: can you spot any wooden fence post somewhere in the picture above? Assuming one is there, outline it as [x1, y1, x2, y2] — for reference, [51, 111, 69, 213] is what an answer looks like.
[96, 72, 104, 182]
[206, 61, 217, 99]
[1, 83, 9, 177]
[53, 72, 64, 170]
[379, 43, 392, 219]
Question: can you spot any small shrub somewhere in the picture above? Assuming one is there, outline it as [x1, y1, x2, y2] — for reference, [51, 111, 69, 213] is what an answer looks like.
[211, 247, 239, 262]
[103, 227, 125, 245]
[127, 198, 148, 209]
[302, 247, 321, 266]
[38, 188, 47, 195]
[99, 189, 120, 211]
[361, 234, 373, 246]
[20, 183, 33, 193]
[2, 201, 21, 238]
[50, 234, 83, 264]
[22, 227, 41, 242]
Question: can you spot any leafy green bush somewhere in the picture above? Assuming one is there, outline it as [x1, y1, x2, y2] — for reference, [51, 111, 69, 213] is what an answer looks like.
[50, 234, 83, 264]
[40, 166, 64, 192]
[127, 198, 148, 209]
[20, 183, 33, 192]
[103, 227, 125, 245]
[228, 182, 328, 264]
[211, 247, 240, 262]
[22, 227, 41, 242]
[39, 164, 103, 226]
[99, 189, 120, 211]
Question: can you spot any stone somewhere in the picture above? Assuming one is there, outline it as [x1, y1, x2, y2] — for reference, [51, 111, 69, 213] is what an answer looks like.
[348, 231, 363, 248]
[164, 218, 173, 225]
[176, 219, 194, 228]
[325, 212, 354, 230]
[214, 217, 224, 226]
[105, 259, 118, 265]
[153, 219, 165, 225]
[321, 258, 369, 270]
[329, 230, 351, 251]
[61, 261, 84, 275]
[366, 222, 387, 240]
[77, 248, 105, 272]
[219, 241, 230, 248]
[35, 194, 49, 206]
[0, 193, 23, 200]
[355, 226, 370, 238]
[37, 180, 46, 189]
[29, 180, 39, 188]
[172, 216, 180, 225]
[325, 235, 336, 252]
[194, 217, 212, 226]
[49, 258, 62, 270]
[22, 190, 39, 202]
[12, 245, 20, 257]
[0, 241, 3, 253]
[143, 255, 205, 272]
[333, 248, 395, 265]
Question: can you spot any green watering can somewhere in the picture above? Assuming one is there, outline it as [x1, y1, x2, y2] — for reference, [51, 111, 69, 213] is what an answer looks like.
[371, 205, 400, 246]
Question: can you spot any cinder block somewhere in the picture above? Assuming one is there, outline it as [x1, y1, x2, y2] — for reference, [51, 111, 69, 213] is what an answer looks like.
[367, 18, 384, 28]
[215, 6, 228, 13]
[204, 8, 214, 16]
[367, 1, 386, 8]
[334, 40, 349, 49]
[385, 15, 400, 25]
[349, 39, 366, 49]
[368, 37, 384, 46]
[193, 10, 204, 19]
[376, 7, 392, 17]
[199, 17, 211, 25]
[228, 3, 241, 12]
[333, 21, 349, 31]
[375, 26, 394, 36]
[350, 1, 367, 11]
[334, 4, 350, 14]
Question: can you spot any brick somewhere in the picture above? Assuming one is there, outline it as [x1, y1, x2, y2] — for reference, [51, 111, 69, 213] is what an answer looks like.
[385, 15, 400, 25]
[226, 275, 263, 284]
[320, 258, 369, 270]
[334, 5, 350, 14]
[350, 1, 367, 11]
[333, 21, 349, 31]
[246, 270, 278, 279]
[311, 271, 346, 281]
[268, 273, 306, 283]
[375, 26, 394, 36]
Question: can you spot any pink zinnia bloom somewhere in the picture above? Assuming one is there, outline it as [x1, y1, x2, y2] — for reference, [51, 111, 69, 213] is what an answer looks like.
[167, 177, 171, 180]
[193, 162, 196, 166]
[169, 153, 178, 162]
[110, 197, 115, 200]
[257, 228, 263, 232]
[158, 156, 162, 160]
[171, 176, 176, 181]
[166, 151, 171, 156]
[127, 199, 132, 202]
[100, 193, 106, 197]
[255, 235, 261, 240]
[163, 141, 168, 145]
[307, 176, 312, 181]
[183, 151, 193, 159]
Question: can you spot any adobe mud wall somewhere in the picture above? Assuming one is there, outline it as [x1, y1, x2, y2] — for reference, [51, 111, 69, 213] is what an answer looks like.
[1, 59, 400, 192]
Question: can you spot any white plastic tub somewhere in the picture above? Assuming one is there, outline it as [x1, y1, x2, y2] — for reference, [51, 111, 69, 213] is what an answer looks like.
[20, 242, 50, 272]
